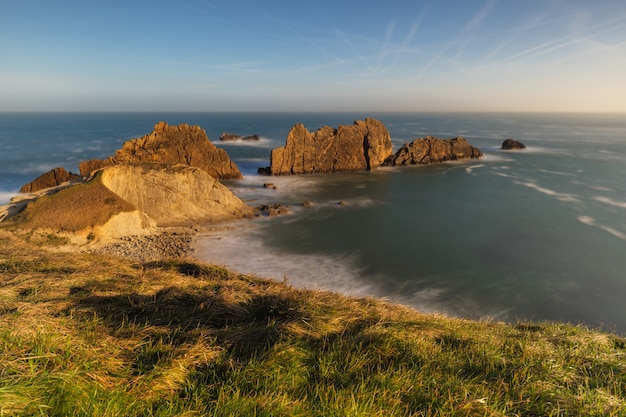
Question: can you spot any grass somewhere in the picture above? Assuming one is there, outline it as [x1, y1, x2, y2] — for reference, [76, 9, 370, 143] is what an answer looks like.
[1, 171, 134, 232]
[0, 228, 625, 416]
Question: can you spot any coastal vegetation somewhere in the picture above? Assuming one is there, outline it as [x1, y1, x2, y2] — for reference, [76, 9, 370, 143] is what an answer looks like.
[1, 117, 625, 415]
[1, 229, 625, 416]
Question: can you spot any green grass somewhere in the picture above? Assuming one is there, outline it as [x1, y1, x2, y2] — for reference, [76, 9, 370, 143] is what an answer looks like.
[0, 229, 625, 416]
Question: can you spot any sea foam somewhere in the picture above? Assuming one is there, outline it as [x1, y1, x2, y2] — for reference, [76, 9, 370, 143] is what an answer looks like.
[192, 221, 381, 297]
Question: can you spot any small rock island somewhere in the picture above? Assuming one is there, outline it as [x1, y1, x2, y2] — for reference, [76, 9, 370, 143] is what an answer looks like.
[501, 139, 526, 150]
[384, 136, 483, 166]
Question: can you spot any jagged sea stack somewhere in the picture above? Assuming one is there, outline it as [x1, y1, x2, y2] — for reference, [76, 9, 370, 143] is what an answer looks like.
[79, 122, 242, 180]
[384, 136, 483, 166]
[268, 118, 393, 175]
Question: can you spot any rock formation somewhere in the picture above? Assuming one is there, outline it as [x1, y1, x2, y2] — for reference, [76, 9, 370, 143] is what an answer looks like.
[79, 122, 242, 179]
[268, 118, 393, 175]
[501, 139, 526, 150]
[99, 164, 253, 227]
[384, 136, 483, 166]
[19, 167, 81, 193]
[3, 163, 253, 242]
[220, 133, 260, 141]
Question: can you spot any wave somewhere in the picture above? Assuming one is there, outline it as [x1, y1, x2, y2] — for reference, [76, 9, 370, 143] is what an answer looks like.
[216, 136, 276, 148]
[0, 191, 19, 206]
[192, 222, 381, 297]
[11, 163, 60, 175]
[465, 164, 485, 174]
[577, 215, 626, 240]
[478, 152, 515, 163]
[514, 180, 580, 203]
[538, 168, 575, 176]
[593, 196, 626, 209]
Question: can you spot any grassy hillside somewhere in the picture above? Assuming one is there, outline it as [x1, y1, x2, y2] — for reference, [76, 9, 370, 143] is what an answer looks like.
[2, 172, 134, 232]
[0, 229, 625, 416]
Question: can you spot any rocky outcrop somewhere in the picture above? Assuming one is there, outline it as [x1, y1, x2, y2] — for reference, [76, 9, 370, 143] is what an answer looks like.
[3, 163, 253, 244]
[99, 164, 253, 227]
[501, 139, 526, 150]
[79, 122, 242, 180]
[384, 136, 483, 166]
[19, 167, 81, 193]
[268, 118, 393, 175]
[220, 133, 260, 141]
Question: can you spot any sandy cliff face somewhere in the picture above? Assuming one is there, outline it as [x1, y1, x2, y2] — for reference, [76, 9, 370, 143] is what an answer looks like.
[100, 164, 253, 227]
[269, 118, 393, 175]
[2, 163, 253, 245]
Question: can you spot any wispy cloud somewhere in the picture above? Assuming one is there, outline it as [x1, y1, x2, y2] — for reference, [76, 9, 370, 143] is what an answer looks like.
[415, 0, 500, 79]
[503, 11, 626, 63]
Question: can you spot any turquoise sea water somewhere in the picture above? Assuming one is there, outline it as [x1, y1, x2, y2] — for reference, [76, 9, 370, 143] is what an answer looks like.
[2, 112, 626, 333]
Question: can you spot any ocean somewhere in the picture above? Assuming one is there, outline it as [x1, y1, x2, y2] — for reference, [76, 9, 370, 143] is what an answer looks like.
[1, 112, 626, 334]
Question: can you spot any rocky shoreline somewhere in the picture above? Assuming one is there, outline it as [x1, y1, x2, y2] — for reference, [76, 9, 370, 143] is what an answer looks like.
[88, 227, 197, 262]
[2, 118, 495, 265]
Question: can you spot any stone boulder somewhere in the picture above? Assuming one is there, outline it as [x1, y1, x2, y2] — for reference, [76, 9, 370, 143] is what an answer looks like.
[384, 136, 483, 166]
[501, 139, 526, 150]
[269, 118, 392, 175]
[99, 164, 253, 227]
[79, 122, 242, 179]
[19, 167, 81, 193]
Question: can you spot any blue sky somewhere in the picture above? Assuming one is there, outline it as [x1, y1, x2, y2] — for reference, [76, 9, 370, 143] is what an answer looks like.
[2, 0, 626, 112]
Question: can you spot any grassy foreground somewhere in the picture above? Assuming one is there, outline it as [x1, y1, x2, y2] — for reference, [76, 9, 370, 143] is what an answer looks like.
[0, 229, 625, 416]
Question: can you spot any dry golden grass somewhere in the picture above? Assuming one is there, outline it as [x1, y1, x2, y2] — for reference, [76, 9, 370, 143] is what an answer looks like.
[2, 172, 134, 232]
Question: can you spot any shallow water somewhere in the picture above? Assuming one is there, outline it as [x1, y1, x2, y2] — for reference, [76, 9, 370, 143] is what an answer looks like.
[2, 112, 626, 333]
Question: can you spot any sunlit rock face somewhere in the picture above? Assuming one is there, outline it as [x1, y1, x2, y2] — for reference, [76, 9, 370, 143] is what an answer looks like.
[384, 136, 483, 166]
[19, 167, 81, 193]
[100, 164, 253, 227]
[269, 118, 393, 175]
[79, 122, 242, 180]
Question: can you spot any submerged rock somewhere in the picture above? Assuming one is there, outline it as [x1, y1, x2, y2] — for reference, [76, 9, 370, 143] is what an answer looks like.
[501, 139, 527, 150]
[19, 167, 81, 193]
[384, 136, 483, 166]
[256, 204, 289, 216]
[268, 118, 393, 175]
[79, 122, 242, 180]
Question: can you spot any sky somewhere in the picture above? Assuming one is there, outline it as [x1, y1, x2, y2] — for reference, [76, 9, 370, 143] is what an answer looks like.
[1, 0, 626, 112]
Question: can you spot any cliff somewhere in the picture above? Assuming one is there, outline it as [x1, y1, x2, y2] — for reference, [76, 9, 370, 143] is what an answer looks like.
[3, 163, 253, 241]
[79, 122, 242, 180]
[268, 118, 392, 175]
[100, 164, 253, 227]
[384, 136, 483, 166]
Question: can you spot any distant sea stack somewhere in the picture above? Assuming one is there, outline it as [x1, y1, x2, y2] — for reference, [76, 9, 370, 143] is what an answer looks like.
[220, 132, 260, 142]
[501, 139, 526, 150]
[79, 122, 242, 180]
[384, 136, 483, 166]
[268, 118, 393, 175]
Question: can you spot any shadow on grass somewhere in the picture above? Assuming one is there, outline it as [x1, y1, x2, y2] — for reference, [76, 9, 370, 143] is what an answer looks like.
[68, 260, 307, 362]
